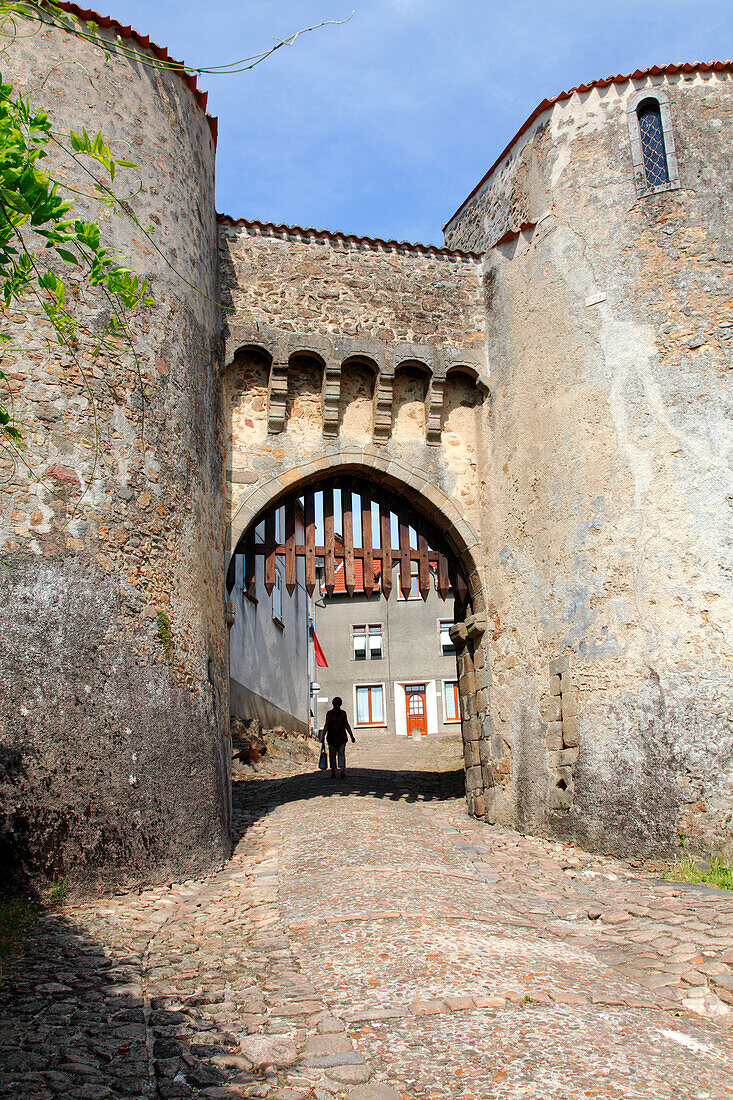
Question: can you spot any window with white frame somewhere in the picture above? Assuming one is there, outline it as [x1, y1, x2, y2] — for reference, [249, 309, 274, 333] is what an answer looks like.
[352, 625, 367, 660]
[439, 618, 455, 656]
[398, 560, 420, 600]
[272, 567, 283, 625]
[355, 684, 385, 726]
[443, 679, 460, 723]
[368, 624, 383, 659]
[352, 624, 383, 660]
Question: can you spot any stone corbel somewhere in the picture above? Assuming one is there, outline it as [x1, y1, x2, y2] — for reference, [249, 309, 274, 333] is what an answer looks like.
[426, 374, 446, 446]
[373, 369, 395, 443]
[449, 622, 469, 646]
[449, 615, 487, 647]
[267, 358, 288, 434]
[465, 612, 487, 639]
[322, 361, 342, 439]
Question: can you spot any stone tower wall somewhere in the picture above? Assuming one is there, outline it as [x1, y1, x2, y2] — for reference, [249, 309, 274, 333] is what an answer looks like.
[0, 17, 229, 887]
[446, 72, 733, 857]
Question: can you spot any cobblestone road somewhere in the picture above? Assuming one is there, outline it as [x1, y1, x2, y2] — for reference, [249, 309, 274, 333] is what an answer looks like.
[2, 733, 733, 1099]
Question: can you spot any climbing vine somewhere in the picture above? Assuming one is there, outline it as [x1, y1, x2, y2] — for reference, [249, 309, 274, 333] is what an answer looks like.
[0, 80, 151, 446]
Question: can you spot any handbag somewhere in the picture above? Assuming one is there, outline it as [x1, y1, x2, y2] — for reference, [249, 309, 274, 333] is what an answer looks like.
[318, 744, 328, 771]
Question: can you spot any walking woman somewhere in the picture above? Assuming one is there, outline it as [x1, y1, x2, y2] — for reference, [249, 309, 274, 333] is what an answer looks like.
[321, 696, 356, 779]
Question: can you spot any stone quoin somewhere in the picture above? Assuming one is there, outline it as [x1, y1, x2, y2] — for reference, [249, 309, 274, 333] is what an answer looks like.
[0, 4, 731, 888]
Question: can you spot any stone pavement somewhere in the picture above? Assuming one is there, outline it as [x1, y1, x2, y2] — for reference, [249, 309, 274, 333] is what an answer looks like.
[2, 733, 733, 1099]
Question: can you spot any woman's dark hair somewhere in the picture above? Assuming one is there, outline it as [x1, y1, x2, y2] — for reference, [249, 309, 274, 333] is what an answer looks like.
[332, 696, 342, 707]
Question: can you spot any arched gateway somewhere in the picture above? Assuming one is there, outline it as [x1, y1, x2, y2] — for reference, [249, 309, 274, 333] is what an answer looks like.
[2, 10, 731, 889]
[226, 463, 493, 821]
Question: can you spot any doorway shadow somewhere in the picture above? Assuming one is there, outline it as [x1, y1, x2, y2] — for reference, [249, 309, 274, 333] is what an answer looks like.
[231, 763, 466, 843]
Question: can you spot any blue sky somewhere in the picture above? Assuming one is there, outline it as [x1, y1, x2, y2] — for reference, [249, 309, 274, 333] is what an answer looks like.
[106, 1, 730, 245]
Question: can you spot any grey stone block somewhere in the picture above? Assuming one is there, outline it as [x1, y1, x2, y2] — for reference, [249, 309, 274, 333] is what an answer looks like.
[546, 721, 563, 751]
[540, 696, 562, 723]
[550, 748, 579, 768]
[348, 1085, 404, 1100]
[562, 687, 579, 718]
[562, 718, 580, 748]
[550, 787, 573, 811]
[549, 655, 571, 675]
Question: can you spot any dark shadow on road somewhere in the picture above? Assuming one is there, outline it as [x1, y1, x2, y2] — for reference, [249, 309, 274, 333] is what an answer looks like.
[0, 907, 261, 1099]
[231, 764, 466, 842]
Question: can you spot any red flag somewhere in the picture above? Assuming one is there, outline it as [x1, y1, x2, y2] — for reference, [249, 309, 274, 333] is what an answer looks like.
[312, 627, 328, 667]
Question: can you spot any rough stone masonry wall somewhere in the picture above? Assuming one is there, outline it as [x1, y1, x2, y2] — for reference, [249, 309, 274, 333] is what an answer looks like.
[219, 225, 490, 556]
[0, 20, 229, 888]
[447, 72, 733, 858]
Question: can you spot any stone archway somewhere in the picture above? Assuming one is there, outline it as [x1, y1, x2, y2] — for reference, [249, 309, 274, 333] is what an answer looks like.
[227, 455, 496, 821]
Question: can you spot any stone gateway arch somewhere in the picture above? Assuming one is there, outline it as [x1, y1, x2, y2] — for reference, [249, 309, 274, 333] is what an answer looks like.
[1, 7, 731, 888]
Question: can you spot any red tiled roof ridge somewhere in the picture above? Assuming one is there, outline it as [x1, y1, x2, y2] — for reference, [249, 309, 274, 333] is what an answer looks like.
[217, 213, 483, 261]
[49, 2, 217, 143]
[444, 60, 733, 232]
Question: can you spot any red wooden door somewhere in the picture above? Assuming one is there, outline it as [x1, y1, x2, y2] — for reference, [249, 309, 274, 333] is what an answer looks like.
[405, 684, 427, 737]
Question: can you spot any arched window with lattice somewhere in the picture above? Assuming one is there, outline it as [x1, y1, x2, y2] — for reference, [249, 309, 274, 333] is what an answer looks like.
[638, 99, 669, 187]
[627, 88, 680, 196]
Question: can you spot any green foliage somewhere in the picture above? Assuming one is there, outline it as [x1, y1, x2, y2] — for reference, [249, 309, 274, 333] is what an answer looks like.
[0, 71, 152, 444]
[48, 875, 67, 905]
[69, 126, 137, 183]
[156, 609, 172, 651]
[665, 857, 733, 891]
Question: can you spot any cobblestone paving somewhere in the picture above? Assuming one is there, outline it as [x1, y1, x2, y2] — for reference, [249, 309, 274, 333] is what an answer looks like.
[2, 733, 733, 1099]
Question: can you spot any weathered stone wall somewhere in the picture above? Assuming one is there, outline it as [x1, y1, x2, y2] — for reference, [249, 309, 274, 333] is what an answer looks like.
[0, 18, 229, 887]
[447, 72, 733, 858]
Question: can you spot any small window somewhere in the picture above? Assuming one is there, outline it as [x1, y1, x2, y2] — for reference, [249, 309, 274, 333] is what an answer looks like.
[368, 624, 383, 659]
[439, 619, 455, 656]
[627, 88, 679, 197]
[399, 561, 420, 600]
[637, 99, 669, 189]
[352, 625, 367, 660]
[272, 567, 283, 625]
[355, 684, 385, 725]
[352, 624, 383, 660]
[443, 680, 460, 723]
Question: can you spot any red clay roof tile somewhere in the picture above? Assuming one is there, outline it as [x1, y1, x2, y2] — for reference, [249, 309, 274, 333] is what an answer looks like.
[217, 214, 482, 261]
